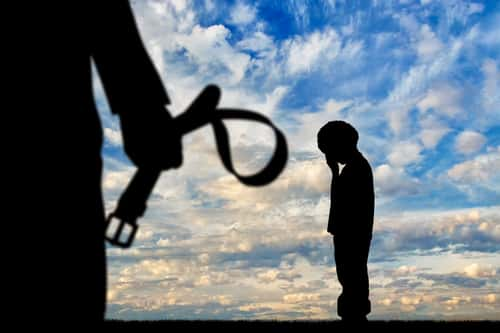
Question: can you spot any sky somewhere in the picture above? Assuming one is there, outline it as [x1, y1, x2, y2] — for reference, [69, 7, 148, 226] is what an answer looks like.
[94, 0, 499, 320]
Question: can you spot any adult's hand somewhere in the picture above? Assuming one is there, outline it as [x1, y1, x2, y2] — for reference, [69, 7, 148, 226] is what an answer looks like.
[119, 105, 183, 170]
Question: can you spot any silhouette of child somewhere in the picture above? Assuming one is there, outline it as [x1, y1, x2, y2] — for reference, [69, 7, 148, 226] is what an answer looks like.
[317, 121, 374, 321]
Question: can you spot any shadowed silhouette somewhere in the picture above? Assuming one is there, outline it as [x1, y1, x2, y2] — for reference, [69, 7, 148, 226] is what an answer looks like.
[19, 0, 182, 323]
[18, 0, 287, 323]
[318, 121, 374, 322]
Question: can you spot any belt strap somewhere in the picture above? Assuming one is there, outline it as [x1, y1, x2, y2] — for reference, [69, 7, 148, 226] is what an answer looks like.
[105, 86, 288, 248]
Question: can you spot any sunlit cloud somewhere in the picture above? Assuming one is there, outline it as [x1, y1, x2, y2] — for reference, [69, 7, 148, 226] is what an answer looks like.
[90, 0, 500, 321]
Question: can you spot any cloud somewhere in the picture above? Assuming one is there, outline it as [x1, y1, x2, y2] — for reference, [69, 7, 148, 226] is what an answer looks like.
[176, 24, 251, 84]
[98, 0, 500, 320]
[388, 141, 423, 167]
[447, 146, 500, 183]
[417, 83, 463, 117]
[237, 31, 275, 53]
[283, 293, 321, 304]
[256, 269, 302, 283]
[199, 157, 332, 212]
[104, 127, 122, 147]
[418, 114, 450, 149]
[284, 28, 341, 75]
[373, 164, 420, 197]
[393, 265, 417, 276]
[482, 294, 497, 304]
[400, 295, 422, 306]
[371, 206, 500, 258]
[229, 1, 257, 26]
[454, 131, 487, 155]
[417, 25, 444, 61]
[419, 273, 488, 288]
[463, 263, 497, 278]
[481, 58, 500, 113]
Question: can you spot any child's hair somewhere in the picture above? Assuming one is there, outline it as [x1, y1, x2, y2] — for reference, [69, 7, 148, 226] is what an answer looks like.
[317, 120, 359, 153]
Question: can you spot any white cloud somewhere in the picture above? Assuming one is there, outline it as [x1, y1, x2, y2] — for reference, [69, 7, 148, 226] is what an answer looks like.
[104, 127, 122, 146]
[388, 141, 422, 166]
[463, 263, 497, 278]
[283, 293, 321, 304]
[199, 157, 331, 212]
[400, 295, 422, 306]
[394, 265, 417, 276]
[387, 103, 413, 136]
[374, 164, 420, 196]
[284, 28, 341, 75]
[98, 0, 500, 321]
[482, 294, 497, 304]
[447, 146, 500, 183]
[417, 25, 444, 61]
[237, 31, 275, 53]
[229, 1, 257, 26]
[383, 30, 470, 137]
[481, 58, 500, 111]
[442, 296, 471, 307]
[170, 0, 189, 13]
[387, 31, 466, 106]
[418, 115, 450, 149]
[378, 298, 393, 306]
[397, 13, 419, 34]
[102, 167, 134, 192]
[417, 84, 463, 117]
[176, 24, 251, 84]
[454, 130, 487, 155]
[256, 269, 302, 283]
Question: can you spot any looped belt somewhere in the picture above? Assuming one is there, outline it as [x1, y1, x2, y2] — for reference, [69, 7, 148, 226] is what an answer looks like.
[105, 85, 288, 248]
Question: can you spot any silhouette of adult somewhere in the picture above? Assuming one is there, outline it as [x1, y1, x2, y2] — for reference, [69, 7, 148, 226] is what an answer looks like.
[317, 121, 374, 321]
[16, 1, 182, 322]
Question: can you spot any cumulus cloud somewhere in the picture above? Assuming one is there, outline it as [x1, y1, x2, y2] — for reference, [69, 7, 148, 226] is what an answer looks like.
[372, 206, 500, 258]
[283, 293, 321, 304]
[393, 265, 417, 276]
[417, 84, 463, 117]
[388, 141, 423, 167]
[176, 24, 251, 84]
[373, 164, 420, 197]
[447, 146, 500, 183]
[463, 263, 497, 278]
[256, 269, 302, 283]
[418, 115, 450, 149]
[199, 157, 331, 211]
[482, 294, 497, 304]
[96, 0, 500, 321]
[454, 131, 487, 155]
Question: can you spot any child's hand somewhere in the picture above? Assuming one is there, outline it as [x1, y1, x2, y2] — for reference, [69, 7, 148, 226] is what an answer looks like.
[326, 154, 339, 177]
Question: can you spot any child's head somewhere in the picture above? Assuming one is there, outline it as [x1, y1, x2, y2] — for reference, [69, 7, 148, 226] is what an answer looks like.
[317, 121, 358, 164]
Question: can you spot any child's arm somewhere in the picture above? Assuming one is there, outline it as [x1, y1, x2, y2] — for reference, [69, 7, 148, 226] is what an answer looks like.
[329, 160, 339, 180]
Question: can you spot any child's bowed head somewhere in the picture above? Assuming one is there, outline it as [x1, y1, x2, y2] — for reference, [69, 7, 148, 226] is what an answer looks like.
[317, 121, 358, 164]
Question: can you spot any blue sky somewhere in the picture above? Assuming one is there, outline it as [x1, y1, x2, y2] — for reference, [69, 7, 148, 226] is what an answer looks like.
[95, 0, 499, 320]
